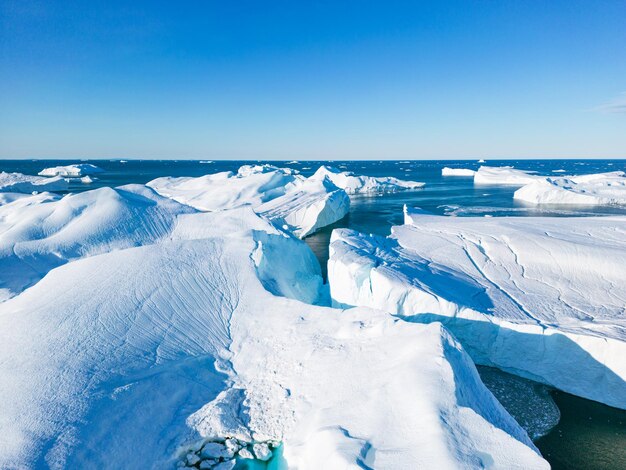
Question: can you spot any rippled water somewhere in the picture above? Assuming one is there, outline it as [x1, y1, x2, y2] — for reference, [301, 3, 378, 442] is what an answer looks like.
[3, 158, 626, 468]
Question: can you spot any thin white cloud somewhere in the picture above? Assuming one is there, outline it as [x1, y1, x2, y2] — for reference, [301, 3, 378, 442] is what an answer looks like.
[595, 92, 626, 113]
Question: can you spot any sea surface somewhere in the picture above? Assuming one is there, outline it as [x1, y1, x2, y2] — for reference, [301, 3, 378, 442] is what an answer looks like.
[3, 158, 626, 469]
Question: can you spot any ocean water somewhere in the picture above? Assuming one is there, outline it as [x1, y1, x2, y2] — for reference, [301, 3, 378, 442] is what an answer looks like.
[3, 158, 626, 469]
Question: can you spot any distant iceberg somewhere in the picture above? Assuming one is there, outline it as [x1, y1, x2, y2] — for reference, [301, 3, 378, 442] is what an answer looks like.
[514, 171, 626, 206]
[0, 171, 68, 193]
[473, 166, 538, 185]
[148, 164, 424, 238]
[312, 165, 425, 194]
[39, 163, 104, 177]
[0, 192, 547, 469]
[329, 206, 626, 409]
[442, 167, 476, 177]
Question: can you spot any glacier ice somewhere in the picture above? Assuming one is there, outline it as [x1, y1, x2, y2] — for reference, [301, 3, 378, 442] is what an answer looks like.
[0, 187, 547, 469]
[514, 171, 626, 206]
[473, 166, 539, 185]
[311, 165, 425, 194]
[0, 171, 68, 193]
[329, 206, 626, 409]
[442, 167, 476, 177]
[38, 163, 104, 177]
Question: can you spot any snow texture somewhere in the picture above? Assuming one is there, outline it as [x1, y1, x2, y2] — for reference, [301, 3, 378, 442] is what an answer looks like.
[329, 206, 626, 409]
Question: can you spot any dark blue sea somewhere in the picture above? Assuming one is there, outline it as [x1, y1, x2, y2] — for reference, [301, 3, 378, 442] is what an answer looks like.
[2, 158, 626, 469]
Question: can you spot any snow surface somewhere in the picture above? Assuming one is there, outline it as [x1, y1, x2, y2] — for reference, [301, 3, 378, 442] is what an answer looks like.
[0, 188, 547, 469]
[442, 167, 476, 177]
[311, 165, 425, 194]
[514, 171, 626, 206]
[38, 163, 104, 177]
[329, 207, 626, 409]
[473, 166, 539, 185]
[0, 171, 68, 193]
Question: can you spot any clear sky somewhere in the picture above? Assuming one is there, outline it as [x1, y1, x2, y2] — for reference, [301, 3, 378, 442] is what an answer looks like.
[1, 0, 625, 160]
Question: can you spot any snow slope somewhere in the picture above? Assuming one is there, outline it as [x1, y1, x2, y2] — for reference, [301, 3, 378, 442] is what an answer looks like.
[38, 163, 104, 177]
[442, 167, 476, 177]
[0, 190, 547, 469]
[329, 207, 626, 409]
[0, 171, 68, 193]
[311, 165, 425, 194]
[514, 171, 626, 206]
[473, 166, 539, 185]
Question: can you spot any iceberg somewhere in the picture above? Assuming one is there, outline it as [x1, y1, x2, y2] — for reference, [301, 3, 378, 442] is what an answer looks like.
[514, 171, 626, 206]
[473, 166, 539, 185]
[442, 167, 476, 177]
[147, 165, 349, 238]
[0, 189, 547, 469]
[329, 207, 626, 409]
[38, 163, 104, 177]
[0, 171, 68, 193]
[311, 165, 425, 194]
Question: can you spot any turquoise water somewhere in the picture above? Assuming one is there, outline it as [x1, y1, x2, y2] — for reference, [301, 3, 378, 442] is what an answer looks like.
[2, 158, 626, 468]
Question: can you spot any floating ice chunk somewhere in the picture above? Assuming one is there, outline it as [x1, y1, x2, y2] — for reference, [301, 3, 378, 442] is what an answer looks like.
[310, 165, 424, 194]
[0, 171, 68, 193]
[238, 448, 254, 459]
[38, 163, 103, 177]
[200, 442, 232, 459]
[329, 207, 626, 409]
[442, 167, 476, 176]
[252, 442, 272, 461]
[514, 171, 626, 206]
[213, 460, 235, 470]
[473, 166, 539, 185]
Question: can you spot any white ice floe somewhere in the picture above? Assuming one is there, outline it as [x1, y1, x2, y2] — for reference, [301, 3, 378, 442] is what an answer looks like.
[514, 171, 626, 206]
[442, 167, 476, 177]
[329, 207, 626, 409]
[311, 165, 425, 194]
[0, 190, 546, 469]
[38, 163, 104, 177]
[0, 171, 68, 193]
[473, 166, 539, 185]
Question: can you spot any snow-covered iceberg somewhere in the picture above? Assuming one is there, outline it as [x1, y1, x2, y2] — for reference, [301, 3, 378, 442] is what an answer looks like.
[442, 167, 476, 177]
[0, 192, 547, 469]
[473, 166, 538, 185]
[0, 171, 68, 193]
[311, 165, 425, 194]
[514, 171, 626, 206]
[329, 207, 626, 409]
[147, 164, 349, 238]
[38, 163, 104, 177]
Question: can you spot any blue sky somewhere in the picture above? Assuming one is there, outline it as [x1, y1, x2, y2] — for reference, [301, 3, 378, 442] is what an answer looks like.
[1, 0, 625, 159]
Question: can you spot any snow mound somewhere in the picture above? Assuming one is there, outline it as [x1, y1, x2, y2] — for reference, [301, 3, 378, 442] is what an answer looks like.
[329, 207, 626, 409]
[0, 171, 68, 193]
[0, 185, 194, 301]
[0, 193, 547, 469]
[311, 165, 425, 194]
[442, 167, 476, 177]
[38, 163, 104, 177]
[147, 165, 350, 238]
[514, 171, 626, 206]
[474, 166, 539, 185]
